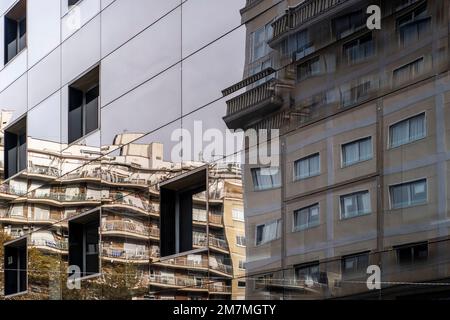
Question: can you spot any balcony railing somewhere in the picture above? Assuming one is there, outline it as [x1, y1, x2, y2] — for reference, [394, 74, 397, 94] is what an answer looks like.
[271, 0, 349, 40]
[224, 79, 283, 130]
[102, 247, 150, 261]
[28, 165, 60, 177]
[158, 256, 209, 269]
[102, 220, 157, 237]
[30, 192, 98, 202]
[209, 284, 232, 293]
[31, 239, 68, 251]
[210, 262, 233, 275]
[0, 185, 27, 197]
[149, 274, 209, 289]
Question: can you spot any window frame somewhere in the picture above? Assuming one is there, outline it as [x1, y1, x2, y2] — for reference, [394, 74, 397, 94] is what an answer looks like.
[4, 0, 27, 66]
[395, 242, 428, 266]
[392, 57, 425, 86]
[341, 252, 370, 277]
[255, 219, 281, 246]
[293, 203, 320, 232]
[3, 236, 28, 298]
[340, 136, 373, 168]
[343, 32, 375, 65]
[293, 153, 321, 181]
[3, 114, 27, 181]
[67, 65, 101, 146]
[339, 190, 372, 220]
[388, 111, 427, 149]
[389, 178, 428, 210]
[251, 167, 281, 191]
[297, 55, 321, 82]
[294, 261, 320, 283]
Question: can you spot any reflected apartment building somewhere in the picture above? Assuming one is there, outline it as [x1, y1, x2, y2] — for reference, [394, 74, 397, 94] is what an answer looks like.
[0, 0, 248, 300]
[224, 0, 450, 299]
[0, 128, 246, 300]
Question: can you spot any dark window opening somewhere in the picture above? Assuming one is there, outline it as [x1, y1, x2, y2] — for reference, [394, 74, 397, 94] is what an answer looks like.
[4, 0, 26, 64]
[396, 242, 428, 265]
[333, 10, 365, 39]
[68, 210, 100, 278]
[160, 167, 207, 257]
[4, 116, 27, 180]
[68, 66, 100, 144]
[68, 0, 81, 9]
[4, 237, 27, 296]
[342, 252, 369, 278]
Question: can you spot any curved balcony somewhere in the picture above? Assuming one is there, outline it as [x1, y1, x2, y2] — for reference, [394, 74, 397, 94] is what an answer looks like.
[101, 220, 160, 240]
[155, 256, 209, 271]
[102, 247, 150, 263]
[223, 79, 283, 130]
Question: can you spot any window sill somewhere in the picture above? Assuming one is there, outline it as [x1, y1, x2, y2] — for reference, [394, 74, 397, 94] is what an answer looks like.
[4, 290, 28, 299]
[388, 202, 428, 212]
[341, 157, 374, 169]
[340, 211, 372, 221]
[4, 47, 27, 69]
[388, 136, 426, 150]
[292, 223, 321, 233]
[293, 173, 321, 182]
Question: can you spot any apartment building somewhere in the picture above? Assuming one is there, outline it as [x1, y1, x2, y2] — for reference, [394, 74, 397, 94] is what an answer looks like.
[223, 0, 450, 299]
[0, 0, 249, 300]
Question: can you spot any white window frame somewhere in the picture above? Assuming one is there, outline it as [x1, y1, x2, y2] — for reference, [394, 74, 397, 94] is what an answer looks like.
[340, 136, 373, 168]
[292, 203, 320, 232]
[255, 220, 281, 246]
[388, 111, 427, 149]
[339, 190, 372, 220]
[293, 153, 321, 181]
[388, 178, 428, 210]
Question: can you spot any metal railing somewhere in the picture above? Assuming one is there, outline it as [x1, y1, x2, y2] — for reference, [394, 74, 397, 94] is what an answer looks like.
[226, 79, 279, 116]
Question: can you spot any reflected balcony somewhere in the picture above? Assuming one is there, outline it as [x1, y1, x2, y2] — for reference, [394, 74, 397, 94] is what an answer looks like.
[223, 78, 284, 130]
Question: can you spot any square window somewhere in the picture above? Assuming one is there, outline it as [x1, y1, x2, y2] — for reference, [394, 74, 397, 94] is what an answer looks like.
[68, 210, 100, 279]
[159, 166, 207, 257]
[4, 237, 27, 297]
[68, 66, 100, 144]
[4, 116, 27, 180]
[4, 0, 26, 65]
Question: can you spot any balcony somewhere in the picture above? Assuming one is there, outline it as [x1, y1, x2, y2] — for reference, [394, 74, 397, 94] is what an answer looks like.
[157, 256, 209, 269]
[102, 247, 150, 262]
[149, 274, 209, 290]
[31, 239, 68, 252]
[223, 78, 283, 130]
[102, 220, 158, 238]
[271, 0, 349, 41]
[28, 165, 60, 178]
[209, 284, 232, 294]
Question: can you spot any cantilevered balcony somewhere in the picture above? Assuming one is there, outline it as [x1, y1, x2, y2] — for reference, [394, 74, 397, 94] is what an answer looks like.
[271, 0, 349, 41]
[223, 78, 283, 130]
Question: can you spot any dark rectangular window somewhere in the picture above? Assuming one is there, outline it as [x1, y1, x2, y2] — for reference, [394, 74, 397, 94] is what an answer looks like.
[68, 66, 100, 144]
[334, 10, 365, 39]
[342, 252, 369, 277]
[4, 116, 27, 180]
[68, 210, 100, 278]
[397, 3, 430, 45]
[343, 33, 374, 64]
[396, 242, 428, 265]
[160, 167, 207, 257]
[4, 0, 26, 64]
[4, 237, 27, 297]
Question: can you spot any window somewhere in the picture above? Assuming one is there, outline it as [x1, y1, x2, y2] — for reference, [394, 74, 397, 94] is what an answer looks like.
[340, 191, 371, 219]
[68, 210, 100, 279]
[393, 58, 424, 85]
[238, 260, 246, 270]
[250, 23, 273, 62]
[236, 235, 246, 247]
[4, 116, 27, 180]
[334, 10, 365, 39]
[396, 242, 428, 265]
[68, 66, 100, 144]
[238, 281, 246, 287]
[343, 33, 374, 64]
[249, 58, 274, 87]
[255, 220, 281, 245]
[294, 153, 320, 180]
[251, 167, 281, 191]
[68, 0, 81, 9]
[292, 30, 314, 61]
[297, 56, 321, 81]
[293, 204, 319, 231]
[341, 80, 371, 107]
[342, 252, 369, 277]
[342, 137, 373, 167]
[160, 167, 207, 257]
[232, 208, 244, 222]
[4, 0, 26, 64]
[397, 3, 430, 45]
[390, 179, 427, 209]
[389, 113, 425, 148]
[295, 263, 320, 284]
[4, 237, 27, 297]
